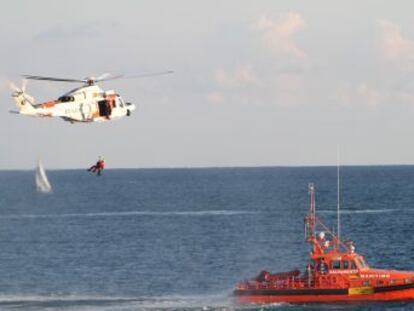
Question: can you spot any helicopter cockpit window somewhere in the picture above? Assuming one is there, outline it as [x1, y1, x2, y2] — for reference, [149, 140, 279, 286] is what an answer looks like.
[58, 96, 75, 102]
[117, 96, 125, 108]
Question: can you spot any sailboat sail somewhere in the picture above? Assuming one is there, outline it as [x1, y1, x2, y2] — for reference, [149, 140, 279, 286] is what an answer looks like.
[35, 160, 52, 193]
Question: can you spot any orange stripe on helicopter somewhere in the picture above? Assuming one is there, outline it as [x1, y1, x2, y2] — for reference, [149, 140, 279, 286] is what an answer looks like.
[42, 101, 55, 108]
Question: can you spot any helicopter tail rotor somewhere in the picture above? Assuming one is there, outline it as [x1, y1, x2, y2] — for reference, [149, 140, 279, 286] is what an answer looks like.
[9, 80, 34, 101]
[9, 80, 36, 114]
[9, 81, 22, 94]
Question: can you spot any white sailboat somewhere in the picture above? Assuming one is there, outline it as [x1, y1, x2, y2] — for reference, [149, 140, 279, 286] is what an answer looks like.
[35, 159, 52, 193]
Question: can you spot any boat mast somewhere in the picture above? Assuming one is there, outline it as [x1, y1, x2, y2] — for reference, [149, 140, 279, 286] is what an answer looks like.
[337, 146, 341, 245]
[305, 183, 316, 240]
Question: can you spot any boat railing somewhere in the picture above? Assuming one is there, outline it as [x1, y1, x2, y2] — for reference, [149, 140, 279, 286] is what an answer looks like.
[247, 275, 304, 290]
[245, 270, 353, 290]
[309, 273, 351, 288]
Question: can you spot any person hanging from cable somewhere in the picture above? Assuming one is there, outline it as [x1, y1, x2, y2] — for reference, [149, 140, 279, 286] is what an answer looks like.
[87, 156, 105, 176]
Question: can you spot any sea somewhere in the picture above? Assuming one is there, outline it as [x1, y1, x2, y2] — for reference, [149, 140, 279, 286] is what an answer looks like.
[0, 166, 413, 311]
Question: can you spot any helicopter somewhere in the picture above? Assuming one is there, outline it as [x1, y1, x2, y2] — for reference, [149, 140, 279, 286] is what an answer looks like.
[9, 71, 173, 123]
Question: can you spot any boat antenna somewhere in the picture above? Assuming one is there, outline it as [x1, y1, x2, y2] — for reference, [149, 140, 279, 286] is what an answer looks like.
[337, 145, 341, 243]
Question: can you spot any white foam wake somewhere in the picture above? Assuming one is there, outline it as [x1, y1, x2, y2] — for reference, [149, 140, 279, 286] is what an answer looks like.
[0, 210, 260, 220]
[0, 293, 278, 311]
[318, 208, 397, 215]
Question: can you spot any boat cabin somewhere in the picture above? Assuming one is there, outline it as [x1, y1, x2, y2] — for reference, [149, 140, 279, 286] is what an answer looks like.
[311, 249, 367, 275]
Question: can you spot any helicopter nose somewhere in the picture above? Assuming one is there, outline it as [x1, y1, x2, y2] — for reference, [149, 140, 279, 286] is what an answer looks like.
[126, 103, 136, 116]
[126, 102, 136, 111]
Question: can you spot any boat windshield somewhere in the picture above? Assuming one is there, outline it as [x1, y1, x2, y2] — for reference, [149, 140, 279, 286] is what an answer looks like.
[358, 257, 367, 268]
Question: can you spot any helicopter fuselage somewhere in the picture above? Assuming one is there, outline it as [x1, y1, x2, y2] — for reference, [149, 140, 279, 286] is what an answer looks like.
[14, 84, 135, 123]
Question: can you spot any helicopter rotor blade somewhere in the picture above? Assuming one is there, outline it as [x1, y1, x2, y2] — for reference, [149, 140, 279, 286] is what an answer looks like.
[22, 79, 28, 92]
[94, 73, 124, 81]
[9, 81, 20, 92]
[9, 81, 27, 94]
[122, 71, 174, 79]
[21, 70, 174, 84]
[96, 71, 174, 82]
[22, 75, 85, 83]
[94, 73, 111, 81]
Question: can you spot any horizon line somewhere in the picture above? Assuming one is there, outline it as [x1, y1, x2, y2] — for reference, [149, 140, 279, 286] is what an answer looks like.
[1, 163, 414, 171]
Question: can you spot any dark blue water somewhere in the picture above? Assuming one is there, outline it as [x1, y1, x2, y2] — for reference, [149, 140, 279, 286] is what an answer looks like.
[0, 166, 413, 310]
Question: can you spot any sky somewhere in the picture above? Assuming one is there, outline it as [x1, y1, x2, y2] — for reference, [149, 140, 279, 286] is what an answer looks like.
[2, 0, 414, 169]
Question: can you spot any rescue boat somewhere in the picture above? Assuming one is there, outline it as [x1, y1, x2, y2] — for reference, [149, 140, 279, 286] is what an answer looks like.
[234, 183, 414, 303]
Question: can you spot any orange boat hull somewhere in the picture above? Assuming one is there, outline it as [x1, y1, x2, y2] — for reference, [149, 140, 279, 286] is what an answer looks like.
[234, 285, 414, 303]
